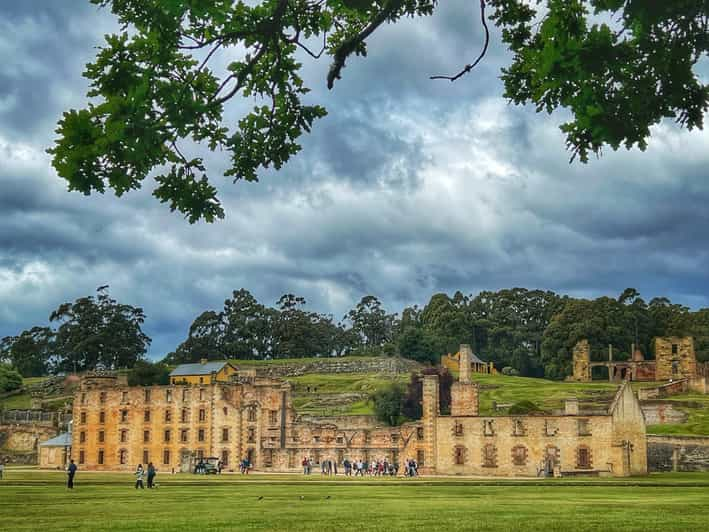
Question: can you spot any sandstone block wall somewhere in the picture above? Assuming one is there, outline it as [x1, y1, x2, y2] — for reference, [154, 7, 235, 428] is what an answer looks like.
[572, 340, 591, 382]
[249, 357, 420, 379]
[647, 435, 709, 472]
[655, 337, 696, 381]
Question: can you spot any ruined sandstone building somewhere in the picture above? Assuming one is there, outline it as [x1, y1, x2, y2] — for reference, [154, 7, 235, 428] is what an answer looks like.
[66, 347, 647, 477]
[571, 337, 700, 382]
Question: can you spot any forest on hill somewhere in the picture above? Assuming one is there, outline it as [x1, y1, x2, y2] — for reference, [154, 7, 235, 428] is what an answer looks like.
[2, 287, 708, 380]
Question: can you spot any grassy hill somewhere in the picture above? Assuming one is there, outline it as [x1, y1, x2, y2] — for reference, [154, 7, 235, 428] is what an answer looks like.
[3, 359, 708, 436]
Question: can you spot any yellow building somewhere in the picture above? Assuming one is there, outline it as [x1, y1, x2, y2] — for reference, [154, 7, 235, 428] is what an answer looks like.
[169, 359, 238, 385]
[442, 346, 496, 375]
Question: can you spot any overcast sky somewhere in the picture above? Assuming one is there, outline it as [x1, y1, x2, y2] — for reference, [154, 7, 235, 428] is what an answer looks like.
[2, 1, 708, 358]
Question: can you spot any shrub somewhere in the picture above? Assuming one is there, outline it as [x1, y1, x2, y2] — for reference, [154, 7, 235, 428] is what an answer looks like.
[501, 366, 521, 376]
[127, 360, 170, 386]
[508, 400, 543, 415]
[0, 364, 23, 393]
[371, 382, 405, 426]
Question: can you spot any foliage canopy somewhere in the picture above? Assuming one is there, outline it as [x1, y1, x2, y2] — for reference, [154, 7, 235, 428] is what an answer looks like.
[49, 1, 708, 222]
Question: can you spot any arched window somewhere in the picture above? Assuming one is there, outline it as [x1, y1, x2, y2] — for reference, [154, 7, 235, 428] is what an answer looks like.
[511, 445, 527, 466]
[119, 449, 127, 465]
[247, 406, 257, 422]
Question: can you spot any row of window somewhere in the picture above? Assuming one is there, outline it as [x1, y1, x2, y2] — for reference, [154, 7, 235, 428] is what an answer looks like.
[77, 447, 236, 467]
[77, 406, 269, 425]
[78, 407, 210, 425]
[453, 419, 592, 438]
[297, 428, 423, 446]
[78, 427, 224, 444]
[82, 388, 211, 406]
[452, 444, 592, 469]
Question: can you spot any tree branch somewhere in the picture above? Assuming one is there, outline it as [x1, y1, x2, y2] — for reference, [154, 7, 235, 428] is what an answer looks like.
[430, 0, 489, 82]
[327, 0, 401, 90]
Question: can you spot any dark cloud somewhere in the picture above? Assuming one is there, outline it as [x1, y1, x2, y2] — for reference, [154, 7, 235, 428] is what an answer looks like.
[1, 1, 709, 359]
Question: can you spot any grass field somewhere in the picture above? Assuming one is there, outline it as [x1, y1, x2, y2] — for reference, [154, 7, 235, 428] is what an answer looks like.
[645, 392, 709, 436]
[1, 470, 709, 531]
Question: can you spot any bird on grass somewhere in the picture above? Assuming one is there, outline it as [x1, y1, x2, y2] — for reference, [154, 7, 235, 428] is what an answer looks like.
[299, 495, 305, 500]
[257, 496, 264, 500]
[325, 495, 331, 500]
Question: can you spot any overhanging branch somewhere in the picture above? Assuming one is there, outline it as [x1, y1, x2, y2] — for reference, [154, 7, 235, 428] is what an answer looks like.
[430, 0, 489, 82]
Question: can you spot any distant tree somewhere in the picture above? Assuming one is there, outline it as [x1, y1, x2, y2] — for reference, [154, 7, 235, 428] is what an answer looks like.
[127, 360, 171, 386]
[50, 286, 151, 373]
[345, 295, 397, 349]
[371, 382, 406, 426]
[397, 327, 444, 365]
[0, 364, 23, 393]
[0, 326, 55, 377]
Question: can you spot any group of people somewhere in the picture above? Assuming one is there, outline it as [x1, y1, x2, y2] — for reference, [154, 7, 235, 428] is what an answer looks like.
[134, 463, 158, 488]
[300, 457, 420, 477]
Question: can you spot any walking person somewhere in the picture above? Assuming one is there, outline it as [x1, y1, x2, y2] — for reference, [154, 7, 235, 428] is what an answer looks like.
[67, 459, 77, 489]
[147, 462, 156, 488]
[135, 464, 145, 489]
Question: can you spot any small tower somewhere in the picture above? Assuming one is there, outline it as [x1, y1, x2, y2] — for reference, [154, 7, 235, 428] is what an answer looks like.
[420, 374, 440, 474]
[572, 340, 591, 382]
[450, 344, 479, 416]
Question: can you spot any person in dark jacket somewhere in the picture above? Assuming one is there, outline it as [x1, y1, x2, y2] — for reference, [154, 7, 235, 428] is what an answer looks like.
[67, 460, 77, 489]
[147, 462, 156, 488]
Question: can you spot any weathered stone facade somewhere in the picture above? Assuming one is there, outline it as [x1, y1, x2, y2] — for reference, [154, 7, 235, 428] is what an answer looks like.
[654, 337, 697, 381]
[647, 435, 709, 472]
[570, 336, 698, 383]
[572, 340, 591, 382]
[67, 351, 647, 477]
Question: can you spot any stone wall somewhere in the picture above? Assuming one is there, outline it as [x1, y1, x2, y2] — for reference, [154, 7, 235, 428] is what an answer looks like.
[655, 337, 696, 381]
[248, 357, 421, 379]
[640, 402, 689, 425]
[0, 423, 59, 456]
[637, 380, 689, 401]
[647, 435, 709, 472]
[572, 340, 591, 382]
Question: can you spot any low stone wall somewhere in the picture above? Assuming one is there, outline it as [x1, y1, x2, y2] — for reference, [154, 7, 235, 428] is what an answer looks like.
[647, 434, 709, 472]
[251, 357, 421, 379]
[0, 451, 37, 465]
[641, 402, 689, 425]
[638, 379, 688, 401]
[0, 424, 59, 453]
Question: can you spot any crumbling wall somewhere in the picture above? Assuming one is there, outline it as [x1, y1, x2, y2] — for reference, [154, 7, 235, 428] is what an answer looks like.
[655, 337, 697, 381]
[250, 357, 421, 379]
[647, 435, 709, 472]
[572, 340, 591, 382]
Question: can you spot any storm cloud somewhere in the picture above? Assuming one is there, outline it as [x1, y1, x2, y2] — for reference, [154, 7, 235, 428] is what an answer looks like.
[1, 1, 708, 357]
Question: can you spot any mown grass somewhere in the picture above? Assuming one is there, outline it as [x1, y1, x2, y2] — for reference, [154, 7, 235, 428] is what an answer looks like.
[646, 393, 709, 436]
[1, 470, 709, 531]
[287, 373, 407, 416]
[0, 391, 32, 409]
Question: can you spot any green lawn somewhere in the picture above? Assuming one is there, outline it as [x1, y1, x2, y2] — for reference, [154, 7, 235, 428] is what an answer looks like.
[0, 390, 32, 409]
[473, 373, 618, 414]
[287, 373, 407, 416]
[646, 393, 709, 436]
[1, 470, 708, 531]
